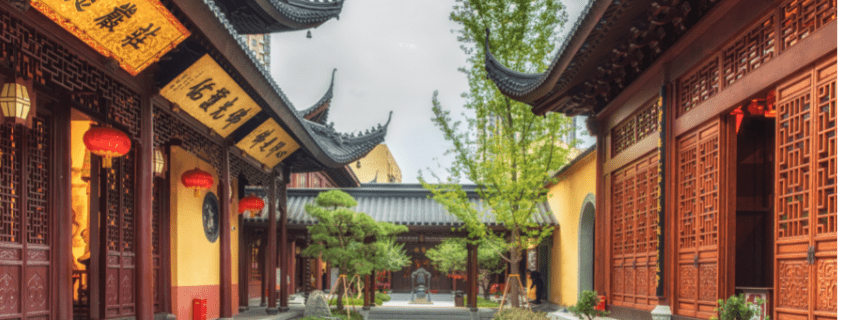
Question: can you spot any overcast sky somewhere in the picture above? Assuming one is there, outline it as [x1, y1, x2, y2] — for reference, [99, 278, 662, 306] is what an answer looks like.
[271, 0, 589, 183]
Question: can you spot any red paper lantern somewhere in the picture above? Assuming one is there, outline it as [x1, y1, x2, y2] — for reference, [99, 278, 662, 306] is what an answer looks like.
[83, 126, 131, 168]
[181, 168, 214, 197]
[238, 194, 265, 217]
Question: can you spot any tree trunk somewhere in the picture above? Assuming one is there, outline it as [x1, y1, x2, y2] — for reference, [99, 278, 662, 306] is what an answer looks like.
[337, 265, 346, 311]
[509, 228, 520, 308]
[480, 270, 491, 300]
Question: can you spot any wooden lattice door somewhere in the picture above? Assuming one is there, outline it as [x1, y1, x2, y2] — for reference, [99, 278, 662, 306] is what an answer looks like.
[0, 116, 53, 319]
[610, 153, 659, 310]
[773, 57, 836, 320]
[97, 150, 136, 318]
[675, 119, 733, 319]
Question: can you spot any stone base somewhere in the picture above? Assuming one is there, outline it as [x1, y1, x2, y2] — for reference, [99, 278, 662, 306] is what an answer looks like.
[651, 305, 672, 320]
[278, 306, 290, 312]
[409, 299, 433, 304]
[265, 307, 279, 315]
[260, 302, 267, 307]
[238, 306, 248, 312]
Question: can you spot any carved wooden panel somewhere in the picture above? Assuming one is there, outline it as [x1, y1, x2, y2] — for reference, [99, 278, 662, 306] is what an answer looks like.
[611, 98, 660, 156]
[610, 153, 658, 310]
[102, 153, 136, 318]
[774, 56, 836, 320]
[0, 115, 53, 319]
[779, 0, 837, 52]
[721, 16, 775, 87]
[677, 58, 720, 117]
[675, 121, 724, 319]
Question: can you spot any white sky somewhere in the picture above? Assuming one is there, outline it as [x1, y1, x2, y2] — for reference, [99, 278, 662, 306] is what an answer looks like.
[271, 0, 589, 183]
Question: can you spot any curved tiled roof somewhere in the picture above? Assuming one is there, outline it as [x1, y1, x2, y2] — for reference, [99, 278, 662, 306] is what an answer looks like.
[297, 69, 336, 124]
[245, 184, 557, 227]
[198, 0, 389, 169]
[216, 0, 344, 34]
[484, 0, 603, 102]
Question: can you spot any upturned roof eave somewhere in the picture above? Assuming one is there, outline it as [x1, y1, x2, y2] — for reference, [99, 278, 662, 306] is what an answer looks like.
[176, 0, 386, 169]
[484, 0, 611, 113]
[257, 0, 344, 30]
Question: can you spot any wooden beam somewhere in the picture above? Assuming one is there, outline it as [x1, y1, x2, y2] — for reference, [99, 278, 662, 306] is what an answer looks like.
[55, 97, 73, 320]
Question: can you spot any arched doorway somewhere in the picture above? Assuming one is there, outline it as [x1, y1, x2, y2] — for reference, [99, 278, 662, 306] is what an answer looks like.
[578, 194, 595, 295]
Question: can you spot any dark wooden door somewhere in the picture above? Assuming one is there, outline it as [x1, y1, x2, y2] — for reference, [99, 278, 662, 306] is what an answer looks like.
[610, 153, 659, 310]
[0, 115, 53, 319]
[97, 150, 136, 318]
[773, 56, 836, 320]
[675, 119, 733, 319]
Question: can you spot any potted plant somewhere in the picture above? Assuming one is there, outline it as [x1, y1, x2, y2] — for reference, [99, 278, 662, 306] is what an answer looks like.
[567, 290, 610, 320]
[711, 294, 770, 320]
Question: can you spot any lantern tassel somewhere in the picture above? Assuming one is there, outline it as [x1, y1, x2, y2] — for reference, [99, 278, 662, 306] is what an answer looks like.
[102, 156, 112, 168]
[194, 189, 200, 198]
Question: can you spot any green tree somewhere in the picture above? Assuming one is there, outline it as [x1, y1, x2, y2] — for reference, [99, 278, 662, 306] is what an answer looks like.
[302, 190, 408, 311]
[422, 0, 573, 308]
[425, 237, 507, 299]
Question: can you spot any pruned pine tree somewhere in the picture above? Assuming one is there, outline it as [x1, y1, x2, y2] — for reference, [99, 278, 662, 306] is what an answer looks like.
[422, 0, 573, 308]
[302, 190, 408, 311]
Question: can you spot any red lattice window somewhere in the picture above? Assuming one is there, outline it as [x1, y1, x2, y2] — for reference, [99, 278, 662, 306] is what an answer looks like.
[611, 98, 661, 156]
[26, 116, 50, 245]
[678, 58, 720, 116]
[814, 77, 835, 235]
[675, 121, 723, 319]
[722, 16, 775, 87]
[780, 0, 837, 52]
[610, 152, 659, 309]
[0, 123, 21, 243]
[122, 151, 135, 252]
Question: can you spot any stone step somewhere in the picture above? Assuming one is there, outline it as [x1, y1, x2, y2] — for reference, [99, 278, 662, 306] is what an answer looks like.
[365, 307, 496, 320]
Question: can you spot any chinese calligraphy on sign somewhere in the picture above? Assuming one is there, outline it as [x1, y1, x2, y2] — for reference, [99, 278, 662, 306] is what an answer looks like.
[160, 54, 262, 137]
[31, 0, 189, 75]
[235, 119, 300, 168]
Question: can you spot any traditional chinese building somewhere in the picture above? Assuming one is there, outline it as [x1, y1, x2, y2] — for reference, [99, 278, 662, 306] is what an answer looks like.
[0, 0, 396, 319]
[242, 183, 557, 305]
[486, 0, 836, 319]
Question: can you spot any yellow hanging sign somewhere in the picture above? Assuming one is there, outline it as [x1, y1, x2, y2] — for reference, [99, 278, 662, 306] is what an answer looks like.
[160, 54, 263, 137]
[31, 0, 190, 76]
[235, 118, 300, 168]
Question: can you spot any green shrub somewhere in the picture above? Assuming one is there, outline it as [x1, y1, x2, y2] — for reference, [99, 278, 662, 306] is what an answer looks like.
[566, 290, 610, 320]
[376, 292, 391, 302]
[492, 308, 549, 320]
[711, 294, 769, 320]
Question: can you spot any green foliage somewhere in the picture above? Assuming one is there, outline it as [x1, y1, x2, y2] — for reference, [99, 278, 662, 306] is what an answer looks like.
[492, 308, 550, 320]
[425, 238, 468, 275]
[328, 296, 385, 307]
[463, 296, 501, 308]
[711, 294, 770, 320]
[421, 0, 573, 308]
[301, 309, 364, 320]
[375, 292, 391, 302]
[566, 290, 609, 320]
[302, 190, 408, 310]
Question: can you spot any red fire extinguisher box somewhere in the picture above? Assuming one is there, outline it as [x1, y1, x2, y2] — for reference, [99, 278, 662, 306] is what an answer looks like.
[193, 298, 208, 320]
[595, 295, 606, 311]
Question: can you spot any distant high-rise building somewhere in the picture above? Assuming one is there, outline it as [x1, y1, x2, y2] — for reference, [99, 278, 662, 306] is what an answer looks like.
[243, 34, 270, 71]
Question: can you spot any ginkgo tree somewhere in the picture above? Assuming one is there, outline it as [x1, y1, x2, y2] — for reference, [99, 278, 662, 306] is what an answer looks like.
[302, 190, 408, 311]
[421, 0, 574, 308]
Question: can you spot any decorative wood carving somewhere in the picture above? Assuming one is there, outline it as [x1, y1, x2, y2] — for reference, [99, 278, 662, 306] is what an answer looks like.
[26, 273, 46, 310]
[0, 273, 17, 312]
[774, 56, 836, 320]
[610, 152, 658, 309]
[611, 98, 660, 156]
[677, 58, 719, 117]
[721, 16, 775, 87]
[678, 265, 696, 300]
[779, 0, 836, 52]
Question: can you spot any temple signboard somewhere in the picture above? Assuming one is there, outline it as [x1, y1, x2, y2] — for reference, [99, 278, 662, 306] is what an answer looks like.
[235, 118, 300, 168]
[160, 54, 262, 137]
[31, 0, 190, 76]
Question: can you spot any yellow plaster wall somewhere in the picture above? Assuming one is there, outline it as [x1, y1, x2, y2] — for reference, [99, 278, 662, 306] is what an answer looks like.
[349, 144, 402, 183]
[170, 146, 220, 287]
[546, 150, 596, 306]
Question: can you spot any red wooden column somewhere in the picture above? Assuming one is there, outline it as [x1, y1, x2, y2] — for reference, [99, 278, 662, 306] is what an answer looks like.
[219, 147, 233, 317]
[238, 216, 249, 311]
[370, 271, 377, 307]
[467, 241, 478, 310]
[55, 96, 73, 319]
[135, 77, 155, 320]
[278, 166, 289, 312]
[363, 271, 372, 309]
[260, 240, 267, 307]
[265, 179, 278, 314]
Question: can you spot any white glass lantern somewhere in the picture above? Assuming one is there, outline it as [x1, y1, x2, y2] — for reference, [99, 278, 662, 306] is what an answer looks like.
[153, 149, 166, 177]
[0, 79, 31, 125]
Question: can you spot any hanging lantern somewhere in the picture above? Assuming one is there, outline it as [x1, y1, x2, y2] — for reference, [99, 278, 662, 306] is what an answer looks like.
[83, 126, 131, 168]
[238, 194, 265, 217]
[0, 78, 32, 126]
[181, 167, 213, 197]
[306, 30, 312, 39]
[730, 106, 744, 134]
[153, 149, 166, 177]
